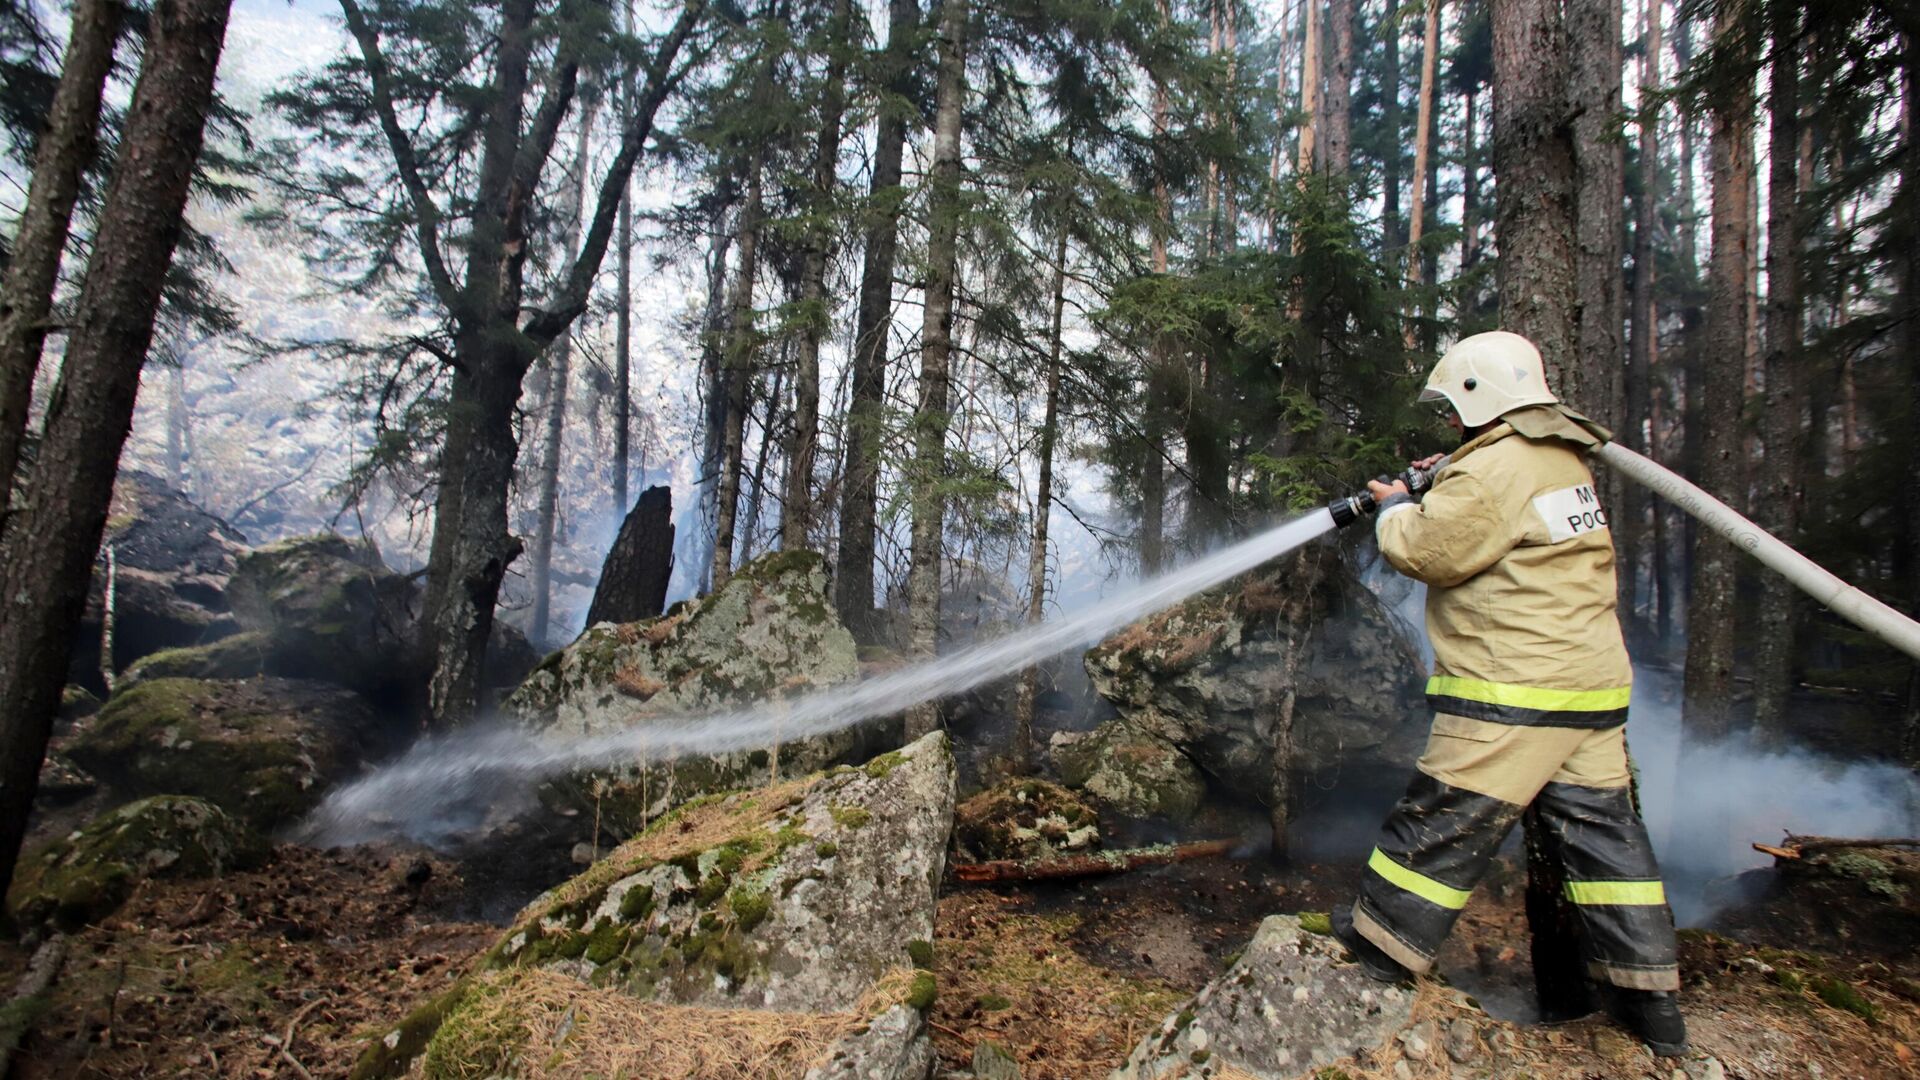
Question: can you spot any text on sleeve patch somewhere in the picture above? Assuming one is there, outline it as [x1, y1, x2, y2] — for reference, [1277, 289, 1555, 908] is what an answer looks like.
[1532, 484, 1608, 543]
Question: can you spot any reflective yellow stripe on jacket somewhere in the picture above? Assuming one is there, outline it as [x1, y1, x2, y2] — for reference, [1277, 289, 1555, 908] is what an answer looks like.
[1425, 675, 1631, 729]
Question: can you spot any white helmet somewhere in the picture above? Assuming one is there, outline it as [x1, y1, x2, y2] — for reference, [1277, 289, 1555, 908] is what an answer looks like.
[1420, 330, 1559, 428]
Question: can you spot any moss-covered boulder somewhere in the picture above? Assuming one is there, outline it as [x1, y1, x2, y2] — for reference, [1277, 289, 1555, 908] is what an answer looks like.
[6, 796, 258, 932]
[64, 677, 382, 830]
[505, 549, 865, 834]
[69, 470, 250, 690]
[1076, 560, 1424, 815]
[121, 630, 275, 684]
[355, 734, 955, 1079]
[1049, 724, 1206, 822]
[953, 778, 1101, 862]
[226, 535, 426, 702]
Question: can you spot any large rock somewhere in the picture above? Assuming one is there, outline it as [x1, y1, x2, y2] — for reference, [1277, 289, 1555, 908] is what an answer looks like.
[64, 677, 384, 830]
[355, 734, 954, 1079]
[1111, 914, 1416, 1079]
[1075, 561, 1424, 813]
[219, 533, 536, 703]
[6, 796, 258, 932]
[70, 470, 250, 688]
[506, 549, 865, 834]
[226, 535, 424, 702]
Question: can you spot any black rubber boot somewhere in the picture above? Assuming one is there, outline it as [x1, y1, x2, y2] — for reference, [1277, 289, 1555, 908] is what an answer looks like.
[1610, 989, 1690, 1057]
[1329, 906, 1413, 985]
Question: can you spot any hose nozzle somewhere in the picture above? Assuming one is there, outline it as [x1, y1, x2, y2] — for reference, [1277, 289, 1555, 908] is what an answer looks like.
[1327, 458, 1448, 530]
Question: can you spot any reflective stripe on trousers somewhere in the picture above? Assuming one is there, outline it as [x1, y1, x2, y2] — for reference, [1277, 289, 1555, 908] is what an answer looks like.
[1352, 716, 1680, 991]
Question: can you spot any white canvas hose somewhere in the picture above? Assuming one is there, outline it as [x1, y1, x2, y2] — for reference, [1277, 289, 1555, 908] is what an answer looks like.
[1594, 440, 1920, 662]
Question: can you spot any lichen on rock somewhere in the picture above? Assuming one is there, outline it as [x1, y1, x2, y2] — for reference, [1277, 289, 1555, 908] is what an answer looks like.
[6, 796, 258, 932]
[1110, 914, 1418, 1079]
[504, 549, 866, 835]
[359, 733, 956, 1079]
[1072, 562, 1424, 816]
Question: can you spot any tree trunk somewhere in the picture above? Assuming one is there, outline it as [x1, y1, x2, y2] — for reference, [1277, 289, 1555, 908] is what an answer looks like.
[0, 0, 124, 517]
[613, 0, 635, 513]
[1297, 0, 1320, 177]
[711, 164, 764, 592]
[1014, 231, 1068, 776]
[530, 104, 597, 649]
[693, 218, 736, 595]
[783, 0, 852, 552]
[1569, 0, 1623, 416]
[1383, 1, 1403, 249]
[1141, 0, 1171, 575]
[166, 362, 190, 492]
[1492, 0, 1586, 1019]
[1622, 0, 1662, 643]
[1683, 0, 1755, 747]
[832, 0, 917, 635]
[1404, 0, 1441, 344]
[0, 0, 232, 897]
[586, 485, 674, 627]
[1462, 88, 1480, 273]
[904, 0, 966, 740]
[1753, 5, 1805, 744]
[1324, 0, 1354, 176]
[1491, 0, 1576, 390]
[1903, 33, 1920, 766]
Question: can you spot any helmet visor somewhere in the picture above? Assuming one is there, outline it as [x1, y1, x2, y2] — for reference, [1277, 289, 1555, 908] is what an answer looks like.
[1417, 387, 1448, 403]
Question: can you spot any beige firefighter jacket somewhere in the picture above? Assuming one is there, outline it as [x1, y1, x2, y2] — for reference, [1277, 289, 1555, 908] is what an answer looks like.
[1375, 405, 1632, 727]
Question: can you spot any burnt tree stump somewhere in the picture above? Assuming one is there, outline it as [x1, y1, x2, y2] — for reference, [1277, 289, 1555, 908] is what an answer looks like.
[586, 486, 674, 627]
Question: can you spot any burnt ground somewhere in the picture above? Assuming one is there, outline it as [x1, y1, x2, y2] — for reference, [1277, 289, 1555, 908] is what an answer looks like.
[3, 826, 1918, 1078]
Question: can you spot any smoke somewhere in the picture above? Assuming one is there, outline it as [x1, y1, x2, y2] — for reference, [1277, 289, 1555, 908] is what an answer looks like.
[300, 509, 1344, 848]
[1622, 667, 1920, 925]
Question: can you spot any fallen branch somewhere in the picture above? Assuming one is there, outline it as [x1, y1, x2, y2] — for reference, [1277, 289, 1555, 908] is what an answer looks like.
[951, 839, 1237, 884]
[1753, 835, 1920, 861]
[0, 934, 67, 1077]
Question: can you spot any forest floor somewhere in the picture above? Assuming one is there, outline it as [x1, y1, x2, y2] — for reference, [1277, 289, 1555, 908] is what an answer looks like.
[3, 840, 1917, 1078]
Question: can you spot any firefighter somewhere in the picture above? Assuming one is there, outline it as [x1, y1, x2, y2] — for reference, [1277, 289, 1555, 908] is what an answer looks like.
[1328, 330, 1688, 1057]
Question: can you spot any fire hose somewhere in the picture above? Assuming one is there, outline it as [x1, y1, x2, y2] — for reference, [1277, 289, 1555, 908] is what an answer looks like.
[1326, 441, 1920, 663]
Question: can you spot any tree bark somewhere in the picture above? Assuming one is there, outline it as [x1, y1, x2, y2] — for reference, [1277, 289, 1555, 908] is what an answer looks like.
[1141, 0, 1172, 575]
[1462, 87, 1480, 273]
[1297, 0, 1320, 178]
[1903, 33, 1920, 767]
[711, 163, 764, 592]
[832, 0, 917, 635]
[1323, 0, 1354, 176]
[1013, 230, 1068, 776]
[1568, 0, 1623, 418]
[1491, 0, 1585, 1019]
[0, 0, 232, 897]
[1753, 5, 1805, 744]
[1383, 1, 1403, 249]
[904, 0, 965, 739]
[1404, 0, 1441, 344]
[783, 0, 852, 552]
[530, 104, 597, 649]
[1491, 0, 1576, 389]
[0, 0, 124, 518]
[586, 485, 674, 626]
[613, 0, 636, 514]
[1622, 0, 1662, 643]
[1684, 0, 1755, 748]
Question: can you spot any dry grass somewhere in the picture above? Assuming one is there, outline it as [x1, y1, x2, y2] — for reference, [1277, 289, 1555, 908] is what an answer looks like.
[427, 967, 918, 1079]
[639, 613, 684, 645]
[933, 891, 1188, 1080]
[611, 665, 667, 700]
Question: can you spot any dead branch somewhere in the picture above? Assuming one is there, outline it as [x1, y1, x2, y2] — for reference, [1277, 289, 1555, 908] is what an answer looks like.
[0, 934, 67, 1077]
[1754, 835, 1920, 861]
[951, 839, 1237, 884]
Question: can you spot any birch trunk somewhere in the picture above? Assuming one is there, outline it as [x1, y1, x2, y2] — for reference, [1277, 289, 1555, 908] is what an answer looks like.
[1014, 231, 1069, 775]
[903, 0, 966, 739]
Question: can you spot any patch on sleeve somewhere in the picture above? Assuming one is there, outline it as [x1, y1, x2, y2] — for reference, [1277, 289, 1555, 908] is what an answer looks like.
[1531, 483, 1609, 543]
